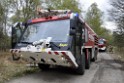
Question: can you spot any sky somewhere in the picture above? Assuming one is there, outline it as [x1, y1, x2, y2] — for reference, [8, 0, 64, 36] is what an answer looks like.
[79, 0, 117, 31]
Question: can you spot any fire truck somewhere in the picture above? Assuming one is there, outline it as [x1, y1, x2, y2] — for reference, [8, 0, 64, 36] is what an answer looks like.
[10, 9, 99, 75]
[98, 38, 107, 51]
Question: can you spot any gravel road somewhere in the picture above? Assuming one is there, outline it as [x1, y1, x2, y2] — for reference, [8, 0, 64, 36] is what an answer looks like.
[7, 53, 124, 83]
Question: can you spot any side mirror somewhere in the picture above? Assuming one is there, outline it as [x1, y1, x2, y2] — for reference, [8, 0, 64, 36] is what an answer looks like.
[13, 22, 20, 28]
[70, 29, 76, 35]
[11, 22, 24, 48]
[13, 22, 25, 28]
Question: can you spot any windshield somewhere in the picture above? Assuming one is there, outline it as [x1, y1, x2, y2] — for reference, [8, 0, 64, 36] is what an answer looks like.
[20, 19, 70, 42]
[98, 39, 104, 44]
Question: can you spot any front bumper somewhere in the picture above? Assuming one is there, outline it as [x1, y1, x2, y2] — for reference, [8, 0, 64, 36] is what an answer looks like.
[99, 47, 106, 51]
[10, 49, 78, 68]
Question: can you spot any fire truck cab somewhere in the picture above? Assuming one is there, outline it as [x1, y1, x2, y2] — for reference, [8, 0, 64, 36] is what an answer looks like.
[98, 38, 107, 51]
[10, 10, 98, 75]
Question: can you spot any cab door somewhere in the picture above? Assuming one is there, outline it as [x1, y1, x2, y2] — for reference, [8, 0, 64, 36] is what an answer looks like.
[11, 23, 25, 48]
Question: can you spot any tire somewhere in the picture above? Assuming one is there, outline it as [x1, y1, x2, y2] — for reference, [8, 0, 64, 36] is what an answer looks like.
[38, 64, 50, 71]
[76, 53, 85, 75]
[85, 51, 91, 69]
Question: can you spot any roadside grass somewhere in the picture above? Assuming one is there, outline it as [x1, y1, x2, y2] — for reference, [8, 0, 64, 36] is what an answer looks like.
[0, 52, 39, 83]
[108, 47, 124, 61]
[115, 49, 124, 61]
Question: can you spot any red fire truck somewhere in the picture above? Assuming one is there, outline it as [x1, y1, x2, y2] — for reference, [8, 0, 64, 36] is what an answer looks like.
[10, 9, 99, 75]
[98, 38, 107, 51]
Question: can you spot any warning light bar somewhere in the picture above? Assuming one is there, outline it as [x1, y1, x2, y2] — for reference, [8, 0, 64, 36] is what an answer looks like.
[27, 9, 79, 24]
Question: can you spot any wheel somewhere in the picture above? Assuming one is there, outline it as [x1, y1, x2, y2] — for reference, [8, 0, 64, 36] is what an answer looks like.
[38, 64, 50, 71]
[76, 52, 85, 75]
[73, 28, 85, 75]
[85, 51, 91, 69]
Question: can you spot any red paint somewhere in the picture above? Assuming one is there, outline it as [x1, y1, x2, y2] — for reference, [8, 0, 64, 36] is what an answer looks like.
[54, 52, 59, 55]
[31, 15, 70, 24]
[84, 23, 98, 48]
[48, 51, 52, 55]
[98, 38, 107, 50]
[61, 52, 67, 56]
[62, 53, 76, 68]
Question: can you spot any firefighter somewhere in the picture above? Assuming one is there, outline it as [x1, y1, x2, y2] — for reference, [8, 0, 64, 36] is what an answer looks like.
[109, 45, 113, 53]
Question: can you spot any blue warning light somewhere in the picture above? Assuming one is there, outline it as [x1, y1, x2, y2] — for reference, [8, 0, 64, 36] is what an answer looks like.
[74, 13, 79, 17]
[27, 19, 32, 23]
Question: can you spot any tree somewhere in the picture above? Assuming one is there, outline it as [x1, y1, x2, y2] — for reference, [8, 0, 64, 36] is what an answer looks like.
[85, 3, 113, 44]
[10, 0, 82, 23]
[0, 0, 13, 51]
[10, 0, 41, 23]
[85, 3, 103, 35]
[0, 0, 42, 51]
[0, 0, 13, 35]
[0, 1, 5, 33]
[109, 0, 124, 47]
[42, 0, 82, 13]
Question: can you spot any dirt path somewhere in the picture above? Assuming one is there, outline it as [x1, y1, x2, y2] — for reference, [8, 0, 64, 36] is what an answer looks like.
[7, 53, 124, 83]
[91, 53, 124, 83]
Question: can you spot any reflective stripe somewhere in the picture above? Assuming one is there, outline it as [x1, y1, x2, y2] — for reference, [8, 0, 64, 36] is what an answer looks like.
[47, 51, 67, 56]
[54, 52, 59, 55]
[47, 51, 78, 68]
[61, 52, 67, 56]
[10, 49, 20, 53]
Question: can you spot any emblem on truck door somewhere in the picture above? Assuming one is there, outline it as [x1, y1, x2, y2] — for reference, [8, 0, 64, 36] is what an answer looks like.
[59, 43, 68, 47]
